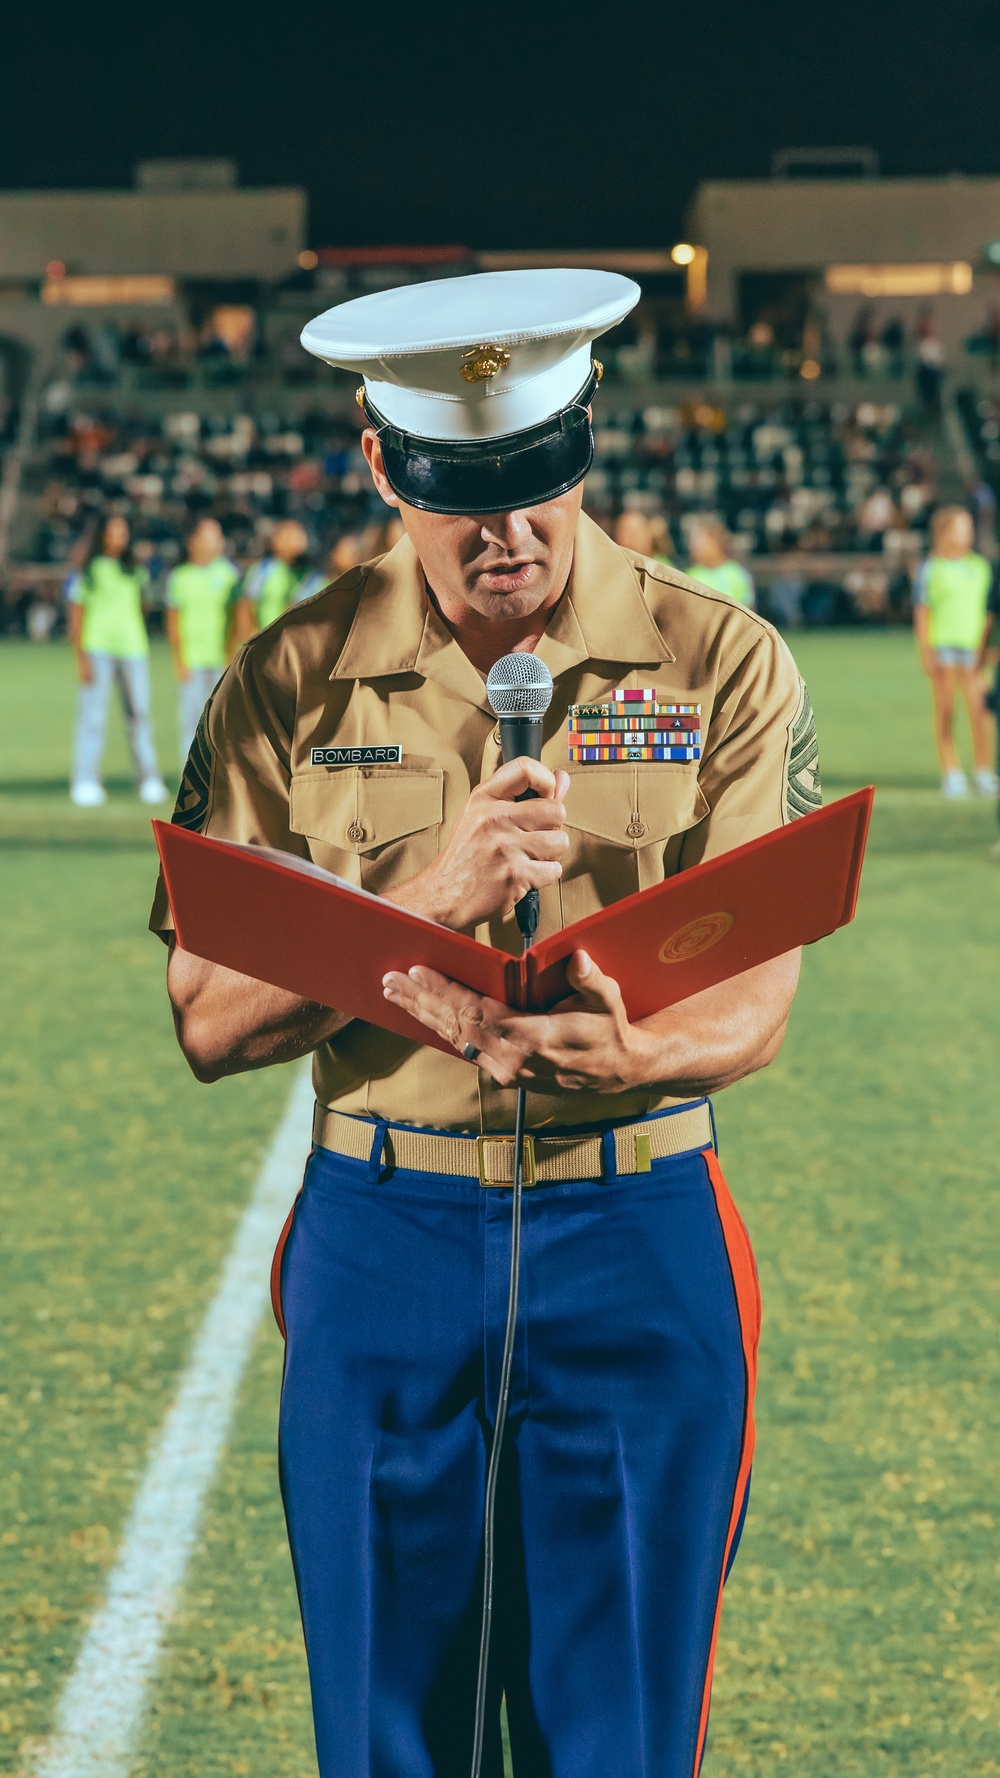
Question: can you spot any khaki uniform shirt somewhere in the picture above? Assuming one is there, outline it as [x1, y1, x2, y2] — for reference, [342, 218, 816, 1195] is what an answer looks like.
[150, 513, 819, 1134]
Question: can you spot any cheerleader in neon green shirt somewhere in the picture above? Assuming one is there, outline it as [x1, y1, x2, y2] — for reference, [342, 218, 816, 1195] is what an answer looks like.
[688, 517, 756, 608]
[66, 514, 167, 808]
[165, 517, 240, 768]
[234, 519, 324, 641]
[913, 506, 997, 798]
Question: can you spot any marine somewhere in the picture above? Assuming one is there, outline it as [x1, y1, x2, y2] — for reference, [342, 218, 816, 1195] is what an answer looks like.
[152, 268, 820, 1778]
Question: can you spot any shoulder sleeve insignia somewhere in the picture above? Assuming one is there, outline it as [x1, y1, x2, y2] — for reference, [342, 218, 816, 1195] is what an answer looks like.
[786, 683, 821, 820]
[172, 705, 214, 832]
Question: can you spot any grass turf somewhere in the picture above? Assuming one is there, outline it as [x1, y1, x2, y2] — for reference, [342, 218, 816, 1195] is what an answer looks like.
[1, 632, 998, 1775]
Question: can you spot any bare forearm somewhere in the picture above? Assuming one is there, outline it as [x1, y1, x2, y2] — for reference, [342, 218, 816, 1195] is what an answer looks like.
[629, 948, 801, 1096]
[166, 943, 350, 1082]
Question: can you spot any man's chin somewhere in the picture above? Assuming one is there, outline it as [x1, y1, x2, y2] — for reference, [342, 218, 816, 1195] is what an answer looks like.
[467, 564, 554, 619]
[467, 587, 554, 622]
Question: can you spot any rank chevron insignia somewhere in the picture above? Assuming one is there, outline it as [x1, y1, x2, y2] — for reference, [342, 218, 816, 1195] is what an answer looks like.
[786, 685, 822, 819]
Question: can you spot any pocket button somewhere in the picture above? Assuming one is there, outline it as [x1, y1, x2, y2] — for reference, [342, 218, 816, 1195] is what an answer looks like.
[347, 823, 366, 842]
[626, 819, 647, 839]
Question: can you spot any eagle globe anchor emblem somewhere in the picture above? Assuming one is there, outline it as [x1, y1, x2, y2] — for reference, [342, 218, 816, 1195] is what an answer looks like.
[460, 343, 513, 383]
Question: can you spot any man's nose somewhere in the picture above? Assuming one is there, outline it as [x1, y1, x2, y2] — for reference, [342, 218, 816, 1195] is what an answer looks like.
[481, 509, 531, 550]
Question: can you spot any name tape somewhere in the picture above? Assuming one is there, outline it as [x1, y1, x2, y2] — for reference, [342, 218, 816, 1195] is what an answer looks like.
[311, 745, 403, 767]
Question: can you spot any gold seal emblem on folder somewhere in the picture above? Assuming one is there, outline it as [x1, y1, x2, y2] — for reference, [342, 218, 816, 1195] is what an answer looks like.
[658, 912, 734, 964]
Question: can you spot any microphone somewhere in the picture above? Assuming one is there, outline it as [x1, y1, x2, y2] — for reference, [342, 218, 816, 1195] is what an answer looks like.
[485, 653, 554, 945]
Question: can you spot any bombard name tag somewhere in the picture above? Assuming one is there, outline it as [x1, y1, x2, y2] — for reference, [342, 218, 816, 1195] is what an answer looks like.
[311, 745, 403, 766]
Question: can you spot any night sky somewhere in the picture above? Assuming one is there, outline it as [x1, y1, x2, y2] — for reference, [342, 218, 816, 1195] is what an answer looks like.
[3, 0, 1000, 249]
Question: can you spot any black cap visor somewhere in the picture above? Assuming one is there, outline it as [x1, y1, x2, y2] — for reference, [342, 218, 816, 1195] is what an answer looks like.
[365, 367, 599, 516]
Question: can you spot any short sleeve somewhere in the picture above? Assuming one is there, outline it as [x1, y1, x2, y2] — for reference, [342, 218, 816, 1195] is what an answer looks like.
[680, 627, 819, 868]
[148, 640, 308, 941]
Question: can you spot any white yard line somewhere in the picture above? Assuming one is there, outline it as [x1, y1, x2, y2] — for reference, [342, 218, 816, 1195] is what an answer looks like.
[31, 1066, 314, 1778]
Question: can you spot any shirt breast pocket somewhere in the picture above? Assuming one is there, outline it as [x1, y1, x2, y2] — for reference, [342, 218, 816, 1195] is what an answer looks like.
[559, 765, 710, 926]
[289, 766, 444, 893]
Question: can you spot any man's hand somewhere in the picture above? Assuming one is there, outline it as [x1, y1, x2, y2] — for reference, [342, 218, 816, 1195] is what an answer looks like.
[382, 946, 802, 1098]
[390, 757, 570, 931]
[383, 949, 649, 1092]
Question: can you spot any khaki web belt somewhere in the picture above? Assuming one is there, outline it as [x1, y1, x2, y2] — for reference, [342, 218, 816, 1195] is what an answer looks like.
[312, 1101, 713, 1187]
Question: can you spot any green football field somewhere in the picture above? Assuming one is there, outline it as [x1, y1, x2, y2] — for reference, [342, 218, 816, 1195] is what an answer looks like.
[1, 633, 998, 1776]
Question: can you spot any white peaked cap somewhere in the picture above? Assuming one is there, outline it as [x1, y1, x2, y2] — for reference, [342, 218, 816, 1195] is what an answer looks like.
[300, 268, 640, 443]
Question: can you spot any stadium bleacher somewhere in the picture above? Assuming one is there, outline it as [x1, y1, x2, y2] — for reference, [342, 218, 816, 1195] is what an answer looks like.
[1, 283, 994, 635]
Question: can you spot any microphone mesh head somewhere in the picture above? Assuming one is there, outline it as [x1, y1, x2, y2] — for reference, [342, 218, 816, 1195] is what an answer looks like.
[486, 653, 554, 717]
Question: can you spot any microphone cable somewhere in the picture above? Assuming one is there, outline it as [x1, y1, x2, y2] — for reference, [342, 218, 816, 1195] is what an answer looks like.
[469, 918, 535, 1778]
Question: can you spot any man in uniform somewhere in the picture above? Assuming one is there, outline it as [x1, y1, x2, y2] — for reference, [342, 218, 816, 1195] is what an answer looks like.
[151, 269, 820, 1778]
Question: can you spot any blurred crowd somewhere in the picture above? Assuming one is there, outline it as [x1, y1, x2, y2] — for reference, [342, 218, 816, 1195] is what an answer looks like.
[41, 300, 1000, 397]
[586, 396, 941, 561]
[27, 402, 386, 589]
[21, 393, 944, 587]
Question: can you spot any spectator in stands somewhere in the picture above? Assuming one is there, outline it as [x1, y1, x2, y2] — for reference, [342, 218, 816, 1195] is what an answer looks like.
[165, 517, 240, 768]
[66, 514, 168, 808]
[327, 532, 368, 578]
[613, 511, 656, 558]
[881, 316, 905, 378]
[915, 311, 946, 412]
[648, 512, 673, 564]
[914, 506, 997, 799]
[849, 306, 877, 376]
[687, 517, 756, 607]
[235, 520, 319, 639]
[856, 487, 899, 549]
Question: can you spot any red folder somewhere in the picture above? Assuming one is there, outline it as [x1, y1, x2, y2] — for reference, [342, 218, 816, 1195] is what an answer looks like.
[153, 787, 873, 1057]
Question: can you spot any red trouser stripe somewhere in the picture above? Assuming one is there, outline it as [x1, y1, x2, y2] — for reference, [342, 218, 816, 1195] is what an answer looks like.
[270, 1192, 302, 1340]
[694, 1149, 762, 1773]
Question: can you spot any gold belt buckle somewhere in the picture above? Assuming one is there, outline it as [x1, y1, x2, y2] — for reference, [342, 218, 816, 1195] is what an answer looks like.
[476, 1133, 537, 1188]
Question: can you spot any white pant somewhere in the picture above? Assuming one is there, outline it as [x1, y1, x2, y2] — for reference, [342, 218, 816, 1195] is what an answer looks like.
[72, 653, 161, 788]
[177, 667, 223, 769]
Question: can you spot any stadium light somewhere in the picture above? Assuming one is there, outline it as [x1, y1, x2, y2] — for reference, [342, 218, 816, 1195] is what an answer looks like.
[671, 244, 709, 312]
[825, 262, 973, 297]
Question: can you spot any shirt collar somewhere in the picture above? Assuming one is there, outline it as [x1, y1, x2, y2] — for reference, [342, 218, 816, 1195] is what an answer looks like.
[329, 513, 673, 706]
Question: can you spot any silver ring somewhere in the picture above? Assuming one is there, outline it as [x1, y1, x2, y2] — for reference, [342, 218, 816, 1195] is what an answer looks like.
[462, 1041, 481, 1063]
